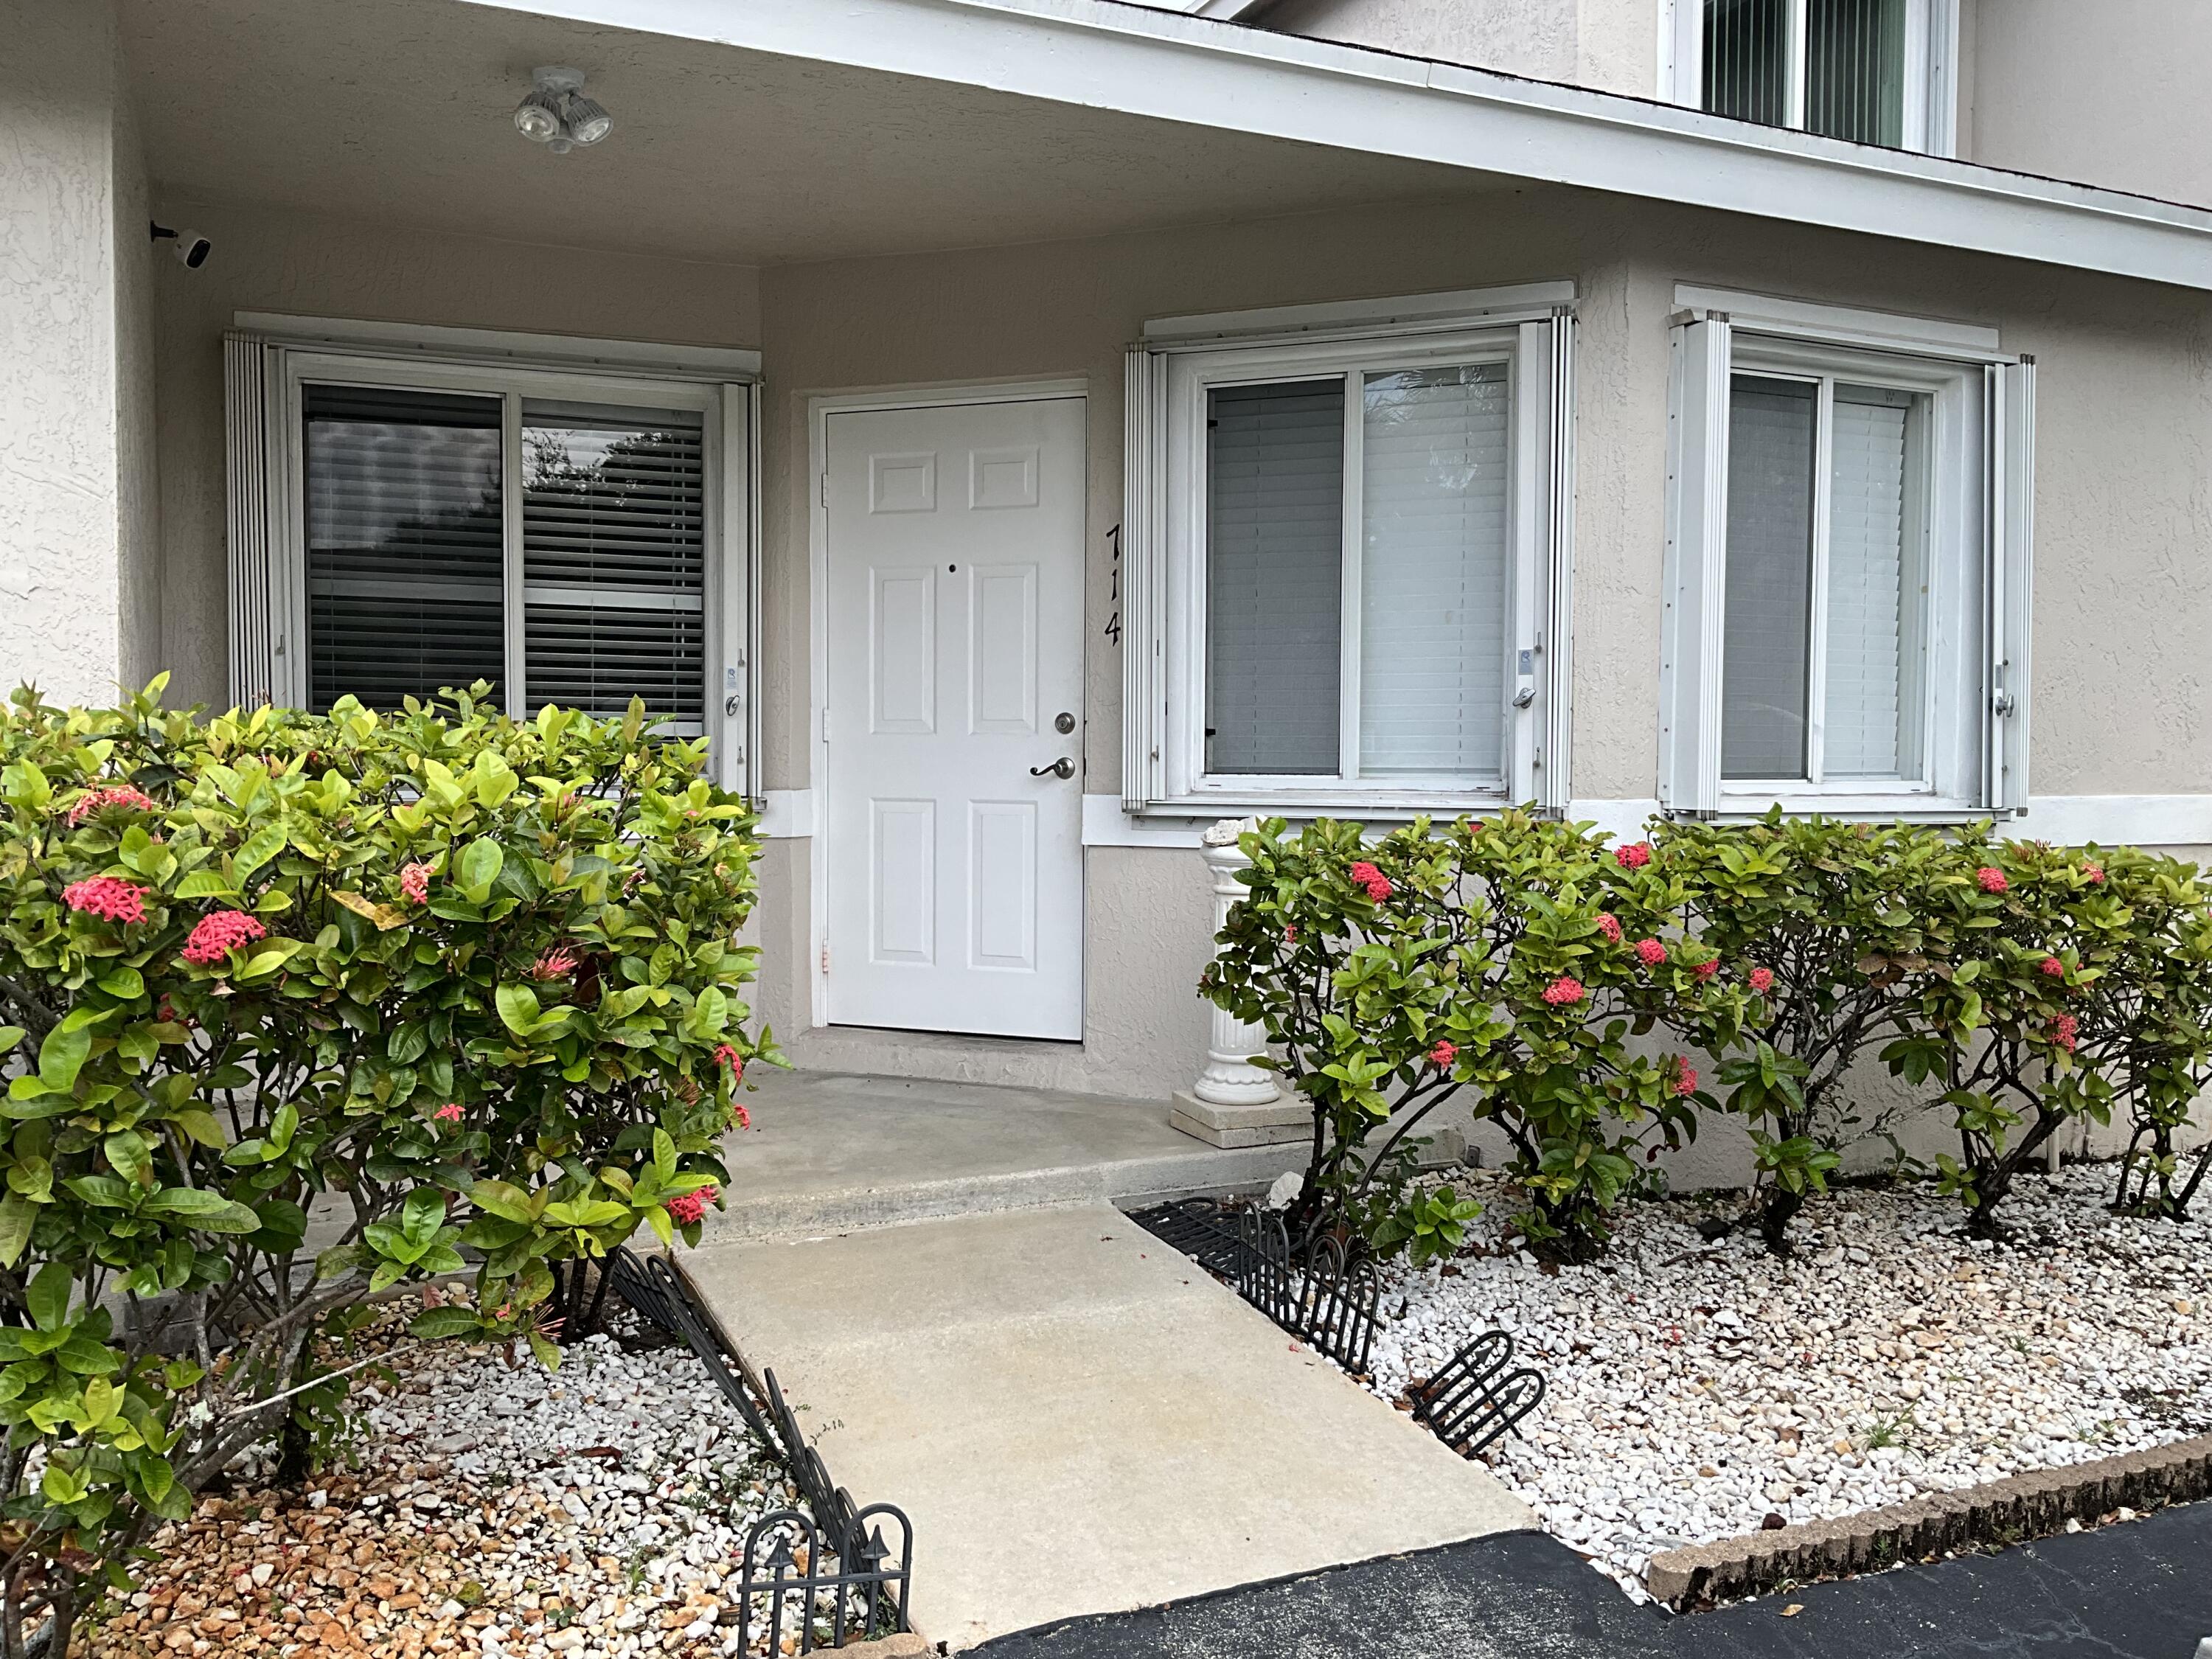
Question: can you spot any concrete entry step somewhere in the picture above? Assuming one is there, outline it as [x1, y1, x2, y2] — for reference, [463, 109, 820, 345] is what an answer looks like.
[709, 1069, 1304, 1242]
[680, 1203, 1534, 1651]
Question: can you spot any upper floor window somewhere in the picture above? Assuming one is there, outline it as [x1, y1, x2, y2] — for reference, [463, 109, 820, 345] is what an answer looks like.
[1673, 0, 1956, 155]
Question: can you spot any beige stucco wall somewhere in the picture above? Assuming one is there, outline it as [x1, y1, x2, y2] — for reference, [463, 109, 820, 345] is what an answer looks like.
[1259, 0, 1660, 97]
[132, 175, 2212, 1155]
[1960, 0, 2212, 210]
[749, 183, 2212, 1108]
[145, 196, 762, 710]
[0, 0, 158, 706]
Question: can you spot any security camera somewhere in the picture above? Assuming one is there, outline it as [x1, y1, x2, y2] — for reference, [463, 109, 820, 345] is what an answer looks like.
[149, 223, 212, 270]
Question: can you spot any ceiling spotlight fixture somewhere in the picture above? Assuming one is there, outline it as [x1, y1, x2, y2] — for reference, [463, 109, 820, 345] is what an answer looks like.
[512, 66, 612, 153]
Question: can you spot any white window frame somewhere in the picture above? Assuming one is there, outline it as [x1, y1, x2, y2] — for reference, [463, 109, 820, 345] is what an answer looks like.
[1662, 0, 1959, 158]
[1123, 284, 1577, 818]
[223, 319, 760, 798]
[1659, 285, 2034, 821]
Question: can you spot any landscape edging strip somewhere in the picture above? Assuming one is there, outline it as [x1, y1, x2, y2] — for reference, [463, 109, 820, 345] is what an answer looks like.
[1644, 1433, 2212, 1607]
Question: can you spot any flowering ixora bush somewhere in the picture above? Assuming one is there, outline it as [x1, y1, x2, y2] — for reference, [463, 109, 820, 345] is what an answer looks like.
[0, 678, 773, 1659]
[1203, 811, 1748, 1262]
[1205, 810, 2212, 1266]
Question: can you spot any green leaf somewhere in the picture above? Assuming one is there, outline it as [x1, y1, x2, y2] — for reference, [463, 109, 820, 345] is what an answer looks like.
[408, 1307, 487, 1340]
[458, 838, 504, 900]
[232, 824, 289, 886]
[104, 1128, 154, 1187]
[36, 1009, 99, 1093]
[0, 1195, 34, 1270]
[494, 983, 543, 1037]
[139, 1187, 262, 1234]
[96, 965, 145, 1001]
[174, 869, 237, 900]
[27, 1261, 72, 1333]
[173, 1108, 226, 1148]
[469, 1179, 540, 1226]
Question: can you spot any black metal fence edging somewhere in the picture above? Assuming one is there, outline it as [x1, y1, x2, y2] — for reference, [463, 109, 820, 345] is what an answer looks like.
[1126, 1199, 1545, 1459]
[1407, 1329, 1547, 1458]
[1124, 1199, 1381, 1374]
[605, 1248, 915, 1653]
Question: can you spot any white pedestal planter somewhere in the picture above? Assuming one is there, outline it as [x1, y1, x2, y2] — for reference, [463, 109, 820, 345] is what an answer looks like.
[1170, 818, 1309, 1149]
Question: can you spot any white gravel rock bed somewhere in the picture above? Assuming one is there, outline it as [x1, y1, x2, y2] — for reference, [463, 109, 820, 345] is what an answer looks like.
[137, 1304, 844, 1659]
[1363, 1164, 2212, 1601]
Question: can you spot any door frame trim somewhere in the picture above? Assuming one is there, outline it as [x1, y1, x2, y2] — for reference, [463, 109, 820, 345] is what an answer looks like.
[807, 376, 1091, 1029]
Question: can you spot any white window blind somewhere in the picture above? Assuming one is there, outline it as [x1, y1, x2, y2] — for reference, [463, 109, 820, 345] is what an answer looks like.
[1719, 375, 1816, 780]
[303, 383, 507, 714]
[1823, 383, 1924, 779]
[521, 401, 707, 730]
[1807, 0, 1907, 146]
[1359, 365, 1509, 779]
[1205, 379, 1344, 776]
[1697, 0, 1916, 149]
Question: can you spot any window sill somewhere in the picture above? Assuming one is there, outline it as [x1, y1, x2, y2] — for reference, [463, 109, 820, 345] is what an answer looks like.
[1136, 787, 1511, 822]
[1709, 790, 1994, 823]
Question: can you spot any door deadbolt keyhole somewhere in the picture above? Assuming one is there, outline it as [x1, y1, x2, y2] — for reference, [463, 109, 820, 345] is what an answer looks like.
[1054, 712, 1075, 734]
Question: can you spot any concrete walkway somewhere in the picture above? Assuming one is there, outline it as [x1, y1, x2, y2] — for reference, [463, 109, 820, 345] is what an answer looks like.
[681, 1203, 1534, 1651]
[707, 1069, 1302, 1241]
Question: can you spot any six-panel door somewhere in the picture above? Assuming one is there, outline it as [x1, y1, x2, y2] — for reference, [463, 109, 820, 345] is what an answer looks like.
[824, 397, 1086, 1039]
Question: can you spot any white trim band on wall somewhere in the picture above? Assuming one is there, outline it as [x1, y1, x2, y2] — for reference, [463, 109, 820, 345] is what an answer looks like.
[745, 794, 2212, 849]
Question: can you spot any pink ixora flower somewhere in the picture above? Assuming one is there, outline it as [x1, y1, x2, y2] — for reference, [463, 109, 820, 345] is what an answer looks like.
[2051, 1012, 2079, 1054]
[1748, 966, 1775, 994]
[1429, 1040, 1457, 1070]
[1347, 860, 1393, 903]
[665, 1186, 719, 1227]
[2083, 863, 2106, 886]
[712, 1043, 745, 1081]
[181, 908, 266, 966]
[1694, 958, 1719, 982]
[2039, 956, 2065, 978]
[433, 1103, 463, 1124]
[1634, 937, 1667, 968]
[1614, 842, 1652, 870]
[1977, 866, 2009, 894]
[63, 876, 147, 925]
[532, 947, 580, 981]
[64, 785, 156, 828]
[399, 862, 433, 905]
[1541, 975, 1587, 1006]
[1672, 1060, 1698, 1098]
[1595, 914, 1623, 944]
[1282, 922, 1298, 945]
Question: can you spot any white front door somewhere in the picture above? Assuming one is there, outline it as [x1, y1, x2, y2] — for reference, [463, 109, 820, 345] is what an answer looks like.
[824, 396, 1086, 1039]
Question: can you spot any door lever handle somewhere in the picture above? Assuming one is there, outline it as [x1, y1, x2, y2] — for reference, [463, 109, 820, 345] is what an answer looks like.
[1029, 757, 1076, 780]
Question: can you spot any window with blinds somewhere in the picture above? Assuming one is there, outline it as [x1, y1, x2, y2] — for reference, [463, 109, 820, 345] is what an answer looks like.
[304, 385, 506, 714]
[1719, 371, 1930, 785]
[522, 403, 706, 728]
[1360, 366, 1509, 779]
[1206, 380, 1344, 776]
[1700, 0, 1912, 149]
[301, 383, 710, 731]
[1202, 361, 1512, 785]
